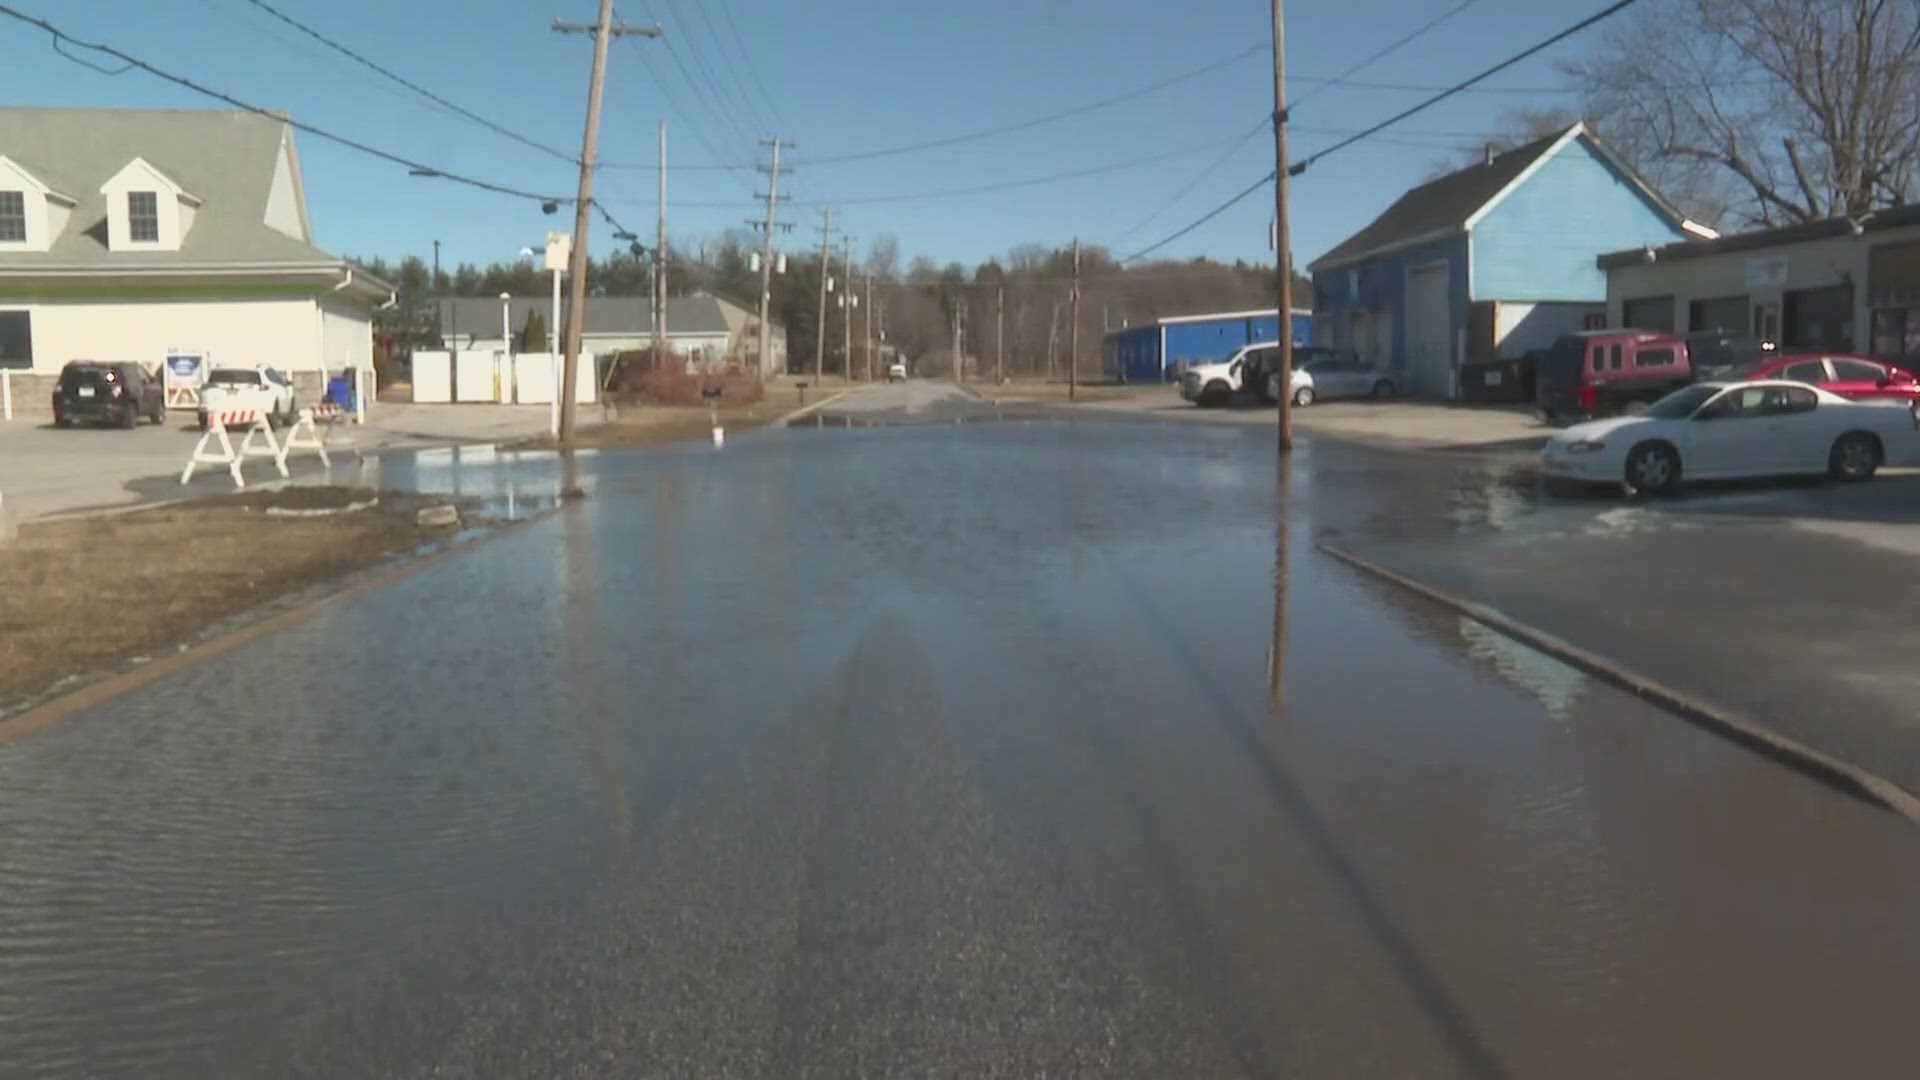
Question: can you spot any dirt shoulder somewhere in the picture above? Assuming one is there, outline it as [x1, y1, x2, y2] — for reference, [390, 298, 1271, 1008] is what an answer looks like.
[966, 379, 1153, 405]
[515, 400, 800, 450]
[0, 487, 482, 715]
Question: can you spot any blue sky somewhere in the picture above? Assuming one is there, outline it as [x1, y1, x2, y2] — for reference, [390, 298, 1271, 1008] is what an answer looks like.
[0, 0, 1609, 272]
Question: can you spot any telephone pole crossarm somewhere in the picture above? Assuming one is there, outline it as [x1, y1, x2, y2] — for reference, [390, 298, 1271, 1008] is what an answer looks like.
[551, 19, 661, 37]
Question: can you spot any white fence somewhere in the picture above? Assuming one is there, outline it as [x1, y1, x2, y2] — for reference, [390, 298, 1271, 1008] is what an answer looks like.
[410, 351, 596, 405]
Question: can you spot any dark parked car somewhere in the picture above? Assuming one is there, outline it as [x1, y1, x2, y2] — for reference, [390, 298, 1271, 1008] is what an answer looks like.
[51, 361, 167, 428]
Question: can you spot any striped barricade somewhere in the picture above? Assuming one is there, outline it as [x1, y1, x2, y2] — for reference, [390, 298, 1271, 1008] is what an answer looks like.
[282, 403, 360, 469]
[179, 409, 288, 488]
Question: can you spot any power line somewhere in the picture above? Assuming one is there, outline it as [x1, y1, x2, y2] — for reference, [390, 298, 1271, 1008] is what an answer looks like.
[1291, 0, 1482, 108]
[800, 43, 1264, 166]
[649, 0, 759, 150]
[0, 4, 573, 204]
[233, 0, 577, 164]
[677, 0, 775, 133]
[1291, 0, 1644, 177]
[1113, 116, 1270, 243]
[1123, 0, 1645, 264]
[711, 0, 784, 130]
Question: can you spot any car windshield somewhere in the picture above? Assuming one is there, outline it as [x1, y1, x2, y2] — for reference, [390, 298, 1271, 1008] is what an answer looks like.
[1643, 384, 1723, 419]
[208, 369, 262, 385]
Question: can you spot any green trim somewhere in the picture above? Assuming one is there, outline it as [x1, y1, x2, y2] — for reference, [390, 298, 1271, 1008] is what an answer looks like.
[0, 282, 331, 300]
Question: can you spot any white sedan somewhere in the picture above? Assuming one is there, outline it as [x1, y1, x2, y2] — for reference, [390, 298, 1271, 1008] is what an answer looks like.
[1541, 380, 1920, 495]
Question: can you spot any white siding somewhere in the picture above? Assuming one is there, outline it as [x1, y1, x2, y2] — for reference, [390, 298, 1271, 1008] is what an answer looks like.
[15, 298, 321, 375]
[318, 299, 372, 374]
[1493, 301, 1603, 357]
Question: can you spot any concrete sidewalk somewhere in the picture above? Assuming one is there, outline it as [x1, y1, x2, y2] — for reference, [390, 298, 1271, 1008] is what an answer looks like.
[1, 404, 554, 521]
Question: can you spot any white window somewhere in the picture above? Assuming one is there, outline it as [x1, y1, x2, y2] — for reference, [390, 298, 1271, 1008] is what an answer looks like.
[127, 191, 159, 243]
[0, 191, 24, 243]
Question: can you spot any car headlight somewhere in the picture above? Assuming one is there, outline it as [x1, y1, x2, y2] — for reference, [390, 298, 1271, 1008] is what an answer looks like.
[1564, 439, 1606, 453]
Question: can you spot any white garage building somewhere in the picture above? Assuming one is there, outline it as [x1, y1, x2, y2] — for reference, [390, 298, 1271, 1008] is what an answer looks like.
[0, 107, 394, 407]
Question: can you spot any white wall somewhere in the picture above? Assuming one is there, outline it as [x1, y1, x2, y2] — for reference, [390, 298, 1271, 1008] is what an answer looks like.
[1494, 301, 1603, 357]
[9, 297, 323, 375]
[318, 299, 373, 374]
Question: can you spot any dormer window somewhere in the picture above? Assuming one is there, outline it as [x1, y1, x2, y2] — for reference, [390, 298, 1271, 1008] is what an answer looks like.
[0, 191, 24, 243]
[127, 191, 160, 243]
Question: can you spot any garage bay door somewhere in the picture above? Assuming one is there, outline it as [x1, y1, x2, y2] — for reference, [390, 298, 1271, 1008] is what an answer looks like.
[1406, 263, 1452, 396]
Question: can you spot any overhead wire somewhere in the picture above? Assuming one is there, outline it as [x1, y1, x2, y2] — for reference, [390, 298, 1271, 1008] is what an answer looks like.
[798, 43, 1264, 166]
[710, 0, 784, 131]
[1290, 0, 1481, 108]
[676, 0, 775, 133]
[1120, 0, 1645, 264]
[234, 0, 578, 164]
[0, 3, 575, 205]
[649, 0, 760, 150]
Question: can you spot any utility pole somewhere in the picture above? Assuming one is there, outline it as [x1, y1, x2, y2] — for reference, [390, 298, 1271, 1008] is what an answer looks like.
[814, 206, 833, 385]
[754, 136, 787, 378]
[1069, 238, 1081, 401]
[996, 283, 1005, 385]
[553, 7, 661, 443]
[841, 233, 854, 381]
[655, 119, 668, 361]
[1271, 0, 1295, 454]
[952, 300, 965, 384]
[1047, 300, 1060, 381]
[431, 239, 441, 349]
[863, 274, 875, 382]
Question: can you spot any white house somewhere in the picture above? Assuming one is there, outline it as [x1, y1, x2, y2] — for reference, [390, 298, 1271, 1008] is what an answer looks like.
[0, 107, 394, 406]
[438, 292, 788, 377]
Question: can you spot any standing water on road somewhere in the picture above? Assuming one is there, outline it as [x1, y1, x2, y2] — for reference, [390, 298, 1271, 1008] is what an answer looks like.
[2, 417, 1917, 1078]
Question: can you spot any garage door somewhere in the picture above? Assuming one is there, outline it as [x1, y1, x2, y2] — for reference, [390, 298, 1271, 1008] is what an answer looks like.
[1406, 263, 1452, 396]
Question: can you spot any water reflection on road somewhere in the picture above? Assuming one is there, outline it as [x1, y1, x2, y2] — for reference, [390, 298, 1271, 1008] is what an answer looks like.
[1, 419, 1916, 1078]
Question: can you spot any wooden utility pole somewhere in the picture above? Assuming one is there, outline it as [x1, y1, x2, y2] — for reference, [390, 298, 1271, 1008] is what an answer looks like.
[553, 8, 660, 444]
[841, 234, 854, 381]
[1271, 0, 1295, 453]
[1068, 238, 1081, 401]
[863, 274, 874, 382]
[996, 283, 1005, 384]
[813, 206, 832, 385]
[1047, 300, 1060, 381]
[655, 120, 668, 360]
[754, 136, 787, 378]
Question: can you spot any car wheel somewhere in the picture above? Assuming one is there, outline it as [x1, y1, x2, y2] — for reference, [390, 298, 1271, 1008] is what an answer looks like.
[1371, 379, 1395, 399]
[1624, 442, 1680, 496]
[1199, 380, 1229, 407]
[119, 405, 138, 429]
[54, 414, 71, 428]
[1292, 385, 1315, 408]
[151, 401, 167, 425]
[1829, 432, 1881, 481]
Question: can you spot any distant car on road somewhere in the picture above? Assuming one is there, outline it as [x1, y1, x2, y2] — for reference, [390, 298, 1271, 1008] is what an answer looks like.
[51, 361, 166, 428]
[888, 362, 907, 383]
[1541, 379, 1920, 495]
[1727, 353, 1920, 404]
[198, 366, 296, 428]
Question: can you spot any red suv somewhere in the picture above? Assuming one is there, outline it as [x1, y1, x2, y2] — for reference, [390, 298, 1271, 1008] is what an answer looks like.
[1536, 330, 1696, 419]
[1729, 353, 1920, 403]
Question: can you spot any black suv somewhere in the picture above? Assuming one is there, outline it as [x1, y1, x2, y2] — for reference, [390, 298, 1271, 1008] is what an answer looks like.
[52, 361, 167, 428]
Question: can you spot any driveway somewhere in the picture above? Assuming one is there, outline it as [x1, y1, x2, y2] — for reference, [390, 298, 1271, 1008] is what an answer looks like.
[1, 404, 554, 521]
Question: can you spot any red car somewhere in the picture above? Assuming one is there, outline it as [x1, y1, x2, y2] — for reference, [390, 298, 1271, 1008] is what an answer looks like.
[1731, 353, 1920, 402]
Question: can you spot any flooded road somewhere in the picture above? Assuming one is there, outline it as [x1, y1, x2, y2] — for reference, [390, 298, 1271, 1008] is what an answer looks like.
[2, 413, 1918, 1077]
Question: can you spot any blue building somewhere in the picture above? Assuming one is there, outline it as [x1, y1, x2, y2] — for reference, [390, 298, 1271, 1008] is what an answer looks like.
[1308, 123, 1705, 397]
[1102, 308, 1312, 383]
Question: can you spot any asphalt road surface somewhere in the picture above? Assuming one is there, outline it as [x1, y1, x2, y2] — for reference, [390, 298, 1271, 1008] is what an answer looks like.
[3, 386, 1918, 1077]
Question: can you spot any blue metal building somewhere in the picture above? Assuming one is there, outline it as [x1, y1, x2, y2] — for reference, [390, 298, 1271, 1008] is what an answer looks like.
[1309, 123, 1701, 398]
[1102, 308, 1312, 383]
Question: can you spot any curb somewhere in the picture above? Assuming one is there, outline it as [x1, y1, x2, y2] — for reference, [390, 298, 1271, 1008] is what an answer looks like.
[774, 389, 850, 427]
[1318, 541, 1920, 826]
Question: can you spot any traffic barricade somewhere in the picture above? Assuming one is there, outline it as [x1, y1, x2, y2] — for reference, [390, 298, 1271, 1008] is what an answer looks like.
[179, 408, 288, 488]
[282, 403, 360, 469]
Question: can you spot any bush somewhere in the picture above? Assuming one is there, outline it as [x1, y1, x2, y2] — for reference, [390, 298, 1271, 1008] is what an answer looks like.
[612, 360, 764, 407]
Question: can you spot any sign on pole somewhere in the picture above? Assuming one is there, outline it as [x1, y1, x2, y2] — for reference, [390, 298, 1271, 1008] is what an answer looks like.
[164, 350, 207, 409]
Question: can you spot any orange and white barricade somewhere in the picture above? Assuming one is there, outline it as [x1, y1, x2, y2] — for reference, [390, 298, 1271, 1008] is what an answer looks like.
[179, 408, 287, 488]
[282, 403, 360, 468]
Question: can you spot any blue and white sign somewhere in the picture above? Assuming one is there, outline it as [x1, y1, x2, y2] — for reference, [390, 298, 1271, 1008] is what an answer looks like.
[165, 352, 205, 387]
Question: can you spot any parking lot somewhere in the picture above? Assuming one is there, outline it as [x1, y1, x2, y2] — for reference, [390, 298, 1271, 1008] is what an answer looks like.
[0, 404, 554, 521]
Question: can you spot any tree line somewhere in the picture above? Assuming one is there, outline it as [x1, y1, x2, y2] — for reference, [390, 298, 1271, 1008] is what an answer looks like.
[352, 237, 1307, 379]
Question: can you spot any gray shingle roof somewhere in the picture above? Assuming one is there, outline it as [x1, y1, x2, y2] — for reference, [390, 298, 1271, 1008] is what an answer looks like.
[437, 294, 737, 338]
[0, 107, 340, 267]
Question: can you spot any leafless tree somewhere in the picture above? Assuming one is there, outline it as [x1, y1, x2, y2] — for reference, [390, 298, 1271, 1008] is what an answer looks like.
[1565, 0, 1920, 227]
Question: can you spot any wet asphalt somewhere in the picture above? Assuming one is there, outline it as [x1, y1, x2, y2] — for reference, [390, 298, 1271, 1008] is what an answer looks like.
[3, 382, 1919, 1077]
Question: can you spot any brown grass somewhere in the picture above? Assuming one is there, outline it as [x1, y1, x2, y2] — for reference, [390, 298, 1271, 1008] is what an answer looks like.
[967, 379, 1160, 404]
[521, 400, 798, 450]
[0, 488, 476, 709]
